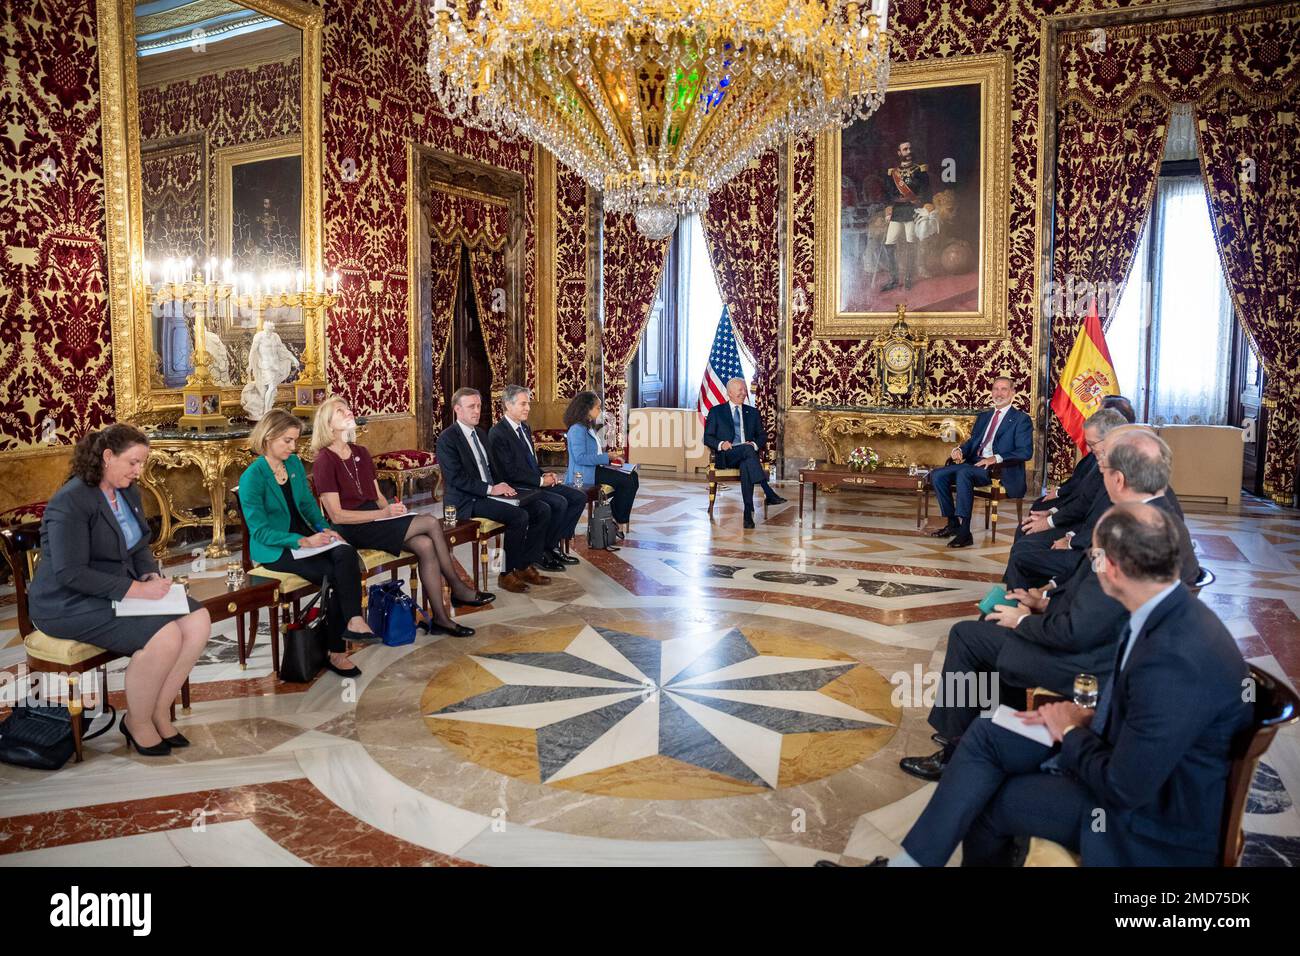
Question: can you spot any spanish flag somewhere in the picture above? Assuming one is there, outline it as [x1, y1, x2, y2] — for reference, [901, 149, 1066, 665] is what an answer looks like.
[1050, 299, 1119, 453]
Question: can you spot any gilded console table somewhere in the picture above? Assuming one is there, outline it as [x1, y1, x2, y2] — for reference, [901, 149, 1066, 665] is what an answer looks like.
[137, 428, 257, 559]
[812, 408, 978, 467]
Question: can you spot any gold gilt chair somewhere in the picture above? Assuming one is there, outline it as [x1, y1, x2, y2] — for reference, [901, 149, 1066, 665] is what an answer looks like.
[1022, 664, 1298, 867]
[707, 450, 771, 521]
[1, 525, 190, 763]
[372, 449, 440, 503]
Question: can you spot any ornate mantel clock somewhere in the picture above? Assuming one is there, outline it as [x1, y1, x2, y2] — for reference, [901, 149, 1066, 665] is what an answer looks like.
[872, 304, 928, 404]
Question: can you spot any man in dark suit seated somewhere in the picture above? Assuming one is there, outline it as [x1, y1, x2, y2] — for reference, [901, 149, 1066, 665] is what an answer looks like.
[1005, 429, 1199, 590]
[488, 384, 585, 572]
[929, 377, 1033, 548]
[702, 378, 785, 529]
[435, 387, 550, 594]
[1014, 408, 1127, 544]
[820, 502, 1251, 867]
[900, 425, 1190, 782]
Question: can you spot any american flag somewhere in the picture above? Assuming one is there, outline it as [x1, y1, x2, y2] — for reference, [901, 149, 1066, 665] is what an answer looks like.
[697, 306, 749, 423]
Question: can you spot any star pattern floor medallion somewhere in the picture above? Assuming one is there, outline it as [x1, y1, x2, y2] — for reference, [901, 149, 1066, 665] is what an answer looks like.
[422, 622, 901, 799]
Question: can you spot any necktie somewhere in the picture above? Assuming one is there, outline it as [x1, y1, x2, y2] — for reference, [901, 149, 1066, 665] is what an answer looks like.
[732, 404, 743, 442]
[980, 409, 1003, 456]
[517, 424, 536, 465]
[1091, 624, 1131, 741]
[470, 429, 491, 482]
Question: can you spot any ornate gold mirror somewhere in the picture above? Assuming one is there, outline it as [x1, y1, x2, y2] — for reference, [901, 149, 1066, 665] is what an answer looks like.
[99, 0, 323, 422]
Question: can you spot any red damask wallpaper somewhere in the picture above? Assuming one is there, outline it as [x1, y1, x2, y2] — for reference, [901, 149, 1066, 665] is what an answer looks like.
[321, 0, 536, 417]
[553, 164, 590, 401]
[0, 0, 112, 451]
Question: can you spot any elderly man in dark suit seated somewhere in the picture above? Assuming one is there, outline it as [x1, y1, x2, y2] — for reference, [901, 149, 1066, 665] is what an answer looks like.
[820, 502, 1251, 867]
[1014, 407, 1128, 544]
[702, 378, 785, 529]
[929, 376, 1033, 549]
[1004, 428, 1197, 591]
[899, 425, 1199, 782]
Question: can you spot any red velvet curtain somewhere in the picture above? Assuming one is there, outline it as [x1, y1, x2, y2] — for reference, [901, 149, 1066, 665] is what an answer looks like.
[701, 151, 782, 451]
[600, 211, 670, 453]
[427, 239, 460, 424]
[1198, 87, 1300, 503]
[1050, 7, 1300, 493]
[467, 245, 510, 394]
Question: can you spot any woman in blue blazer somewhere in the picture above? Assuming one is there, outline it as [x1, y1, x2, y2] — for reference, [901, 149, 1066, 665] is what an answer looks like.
[563, 391, 638, 525]
[237, 409, 376, 678]
[28, 425, 212, 756]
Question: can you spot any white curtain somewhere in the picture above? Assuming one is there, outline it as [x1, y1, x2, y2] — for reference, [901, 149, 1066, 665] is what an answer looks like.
[1148, 176, 1234, 425]
[682, 213, 754, 400]
[1106, 174, 1233, 424]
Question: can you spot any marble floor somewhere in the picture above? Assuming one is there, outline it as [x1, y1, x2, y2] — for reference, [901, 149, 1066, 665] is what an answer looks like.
[1, 477, 1298, 867]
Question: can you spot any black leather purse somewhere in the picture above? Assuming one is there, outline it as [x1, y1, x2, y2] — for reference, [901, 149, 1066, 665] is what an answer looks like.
[279, 575, 331, 683]
[0, 703, 117, 771]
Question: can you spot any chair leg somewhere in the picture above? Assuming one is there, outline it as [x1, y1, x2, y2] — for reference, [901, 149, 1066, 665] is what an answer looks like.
[237, 611, 247, 670]
[68, 673, 84, 763]
[181, 677, 191, 714]
[708, 481, 717, 515]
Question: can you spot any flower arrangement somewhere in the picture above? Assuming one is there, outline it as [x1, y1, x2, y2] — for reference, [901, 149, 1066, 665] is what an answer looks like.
[847, 445, 880, 472]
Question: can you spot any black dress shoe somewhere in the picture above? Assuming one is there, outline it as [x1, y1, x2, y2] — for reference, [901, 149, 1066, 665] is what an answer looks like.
[815, 856, 890, 868]
[900, 747, 951, 781]
[549, 549, 579, 566]
[743, 514, 756, 529]
[428, 620, 475, 638]
[555, 551, 580, 565]
[326, 658, 362, 678]
[930, 523, 959, 538]
[947, 532, 975, 549]
[451, 590, 496, 608]
[765, 493, 788, 505]
[162, 731, 190, 748]
[538, 556, 567, 572]
[121, 719, 171, 756]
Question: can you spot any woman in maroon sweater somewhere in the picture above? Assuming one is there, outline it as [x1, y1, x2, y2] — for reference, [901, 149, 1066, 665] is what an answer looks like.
[311, 398, 493, 637]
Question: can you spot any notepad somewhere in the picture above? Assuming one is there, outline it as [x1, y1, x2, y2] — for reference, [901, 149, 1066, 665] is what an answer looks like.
[488, 495, 521, 506]
[291, 539, 346, 559]
[114, 583, 190, 617]
[991, 704, 1054, 747]
[372, 511, 410, 521]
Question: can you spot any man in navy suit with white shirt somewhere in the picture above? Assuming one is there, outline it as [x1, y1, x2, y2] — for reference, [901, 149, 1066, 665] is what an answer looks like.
[929, 377, 1034, 548]
[702, 378, 785, 528]
[818, 502, 1251, 867]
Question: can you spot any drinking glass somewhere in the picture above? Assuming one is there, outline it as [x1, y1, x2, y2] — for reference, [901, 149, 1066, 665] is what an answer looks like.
[1073, 673, 1099, 709]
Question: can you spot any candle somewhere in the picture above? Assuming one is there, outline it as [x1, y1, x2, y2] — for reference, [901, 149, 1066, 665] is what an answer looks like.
[295, 269, 304, 292]
[184, 257, 193, 283]
[330, 271, 340, 294]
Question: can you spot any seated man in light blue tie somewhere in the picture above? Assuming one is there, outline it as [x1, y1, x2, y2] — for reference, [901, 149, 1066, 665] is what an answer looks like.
[702, 378, 785, 528]
[929, 376, 1033, 549]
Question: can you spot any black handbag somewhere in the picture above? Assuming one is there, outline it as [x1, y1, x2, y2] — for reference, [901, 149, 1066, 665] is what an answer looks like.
[279, 576, 331, 683]
[0, 703, 117, 771]
[587, 495, 621, 550]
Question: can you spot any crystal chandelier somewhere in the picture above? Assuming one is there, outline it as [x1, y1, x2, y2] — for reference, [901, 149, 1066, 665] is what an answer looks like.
[427, 1, 890, 239]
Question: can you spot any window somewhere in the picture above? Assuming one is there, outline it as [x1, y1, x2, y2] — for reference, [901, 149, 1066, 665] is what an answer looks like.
[632, 213, 755, 409]
[1106, 114, 1239, 425]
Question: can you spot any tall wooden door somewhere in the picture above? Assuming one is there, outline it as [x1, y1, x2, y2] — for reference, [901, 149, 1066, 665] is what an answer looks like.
[441, 242, 494, 429]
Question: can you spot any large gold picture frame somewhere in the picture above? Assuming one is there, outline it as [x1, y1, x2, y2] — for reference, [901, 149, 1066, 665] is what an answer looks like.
[813, 52, 1011, 340]
[97, 0, 324, 420]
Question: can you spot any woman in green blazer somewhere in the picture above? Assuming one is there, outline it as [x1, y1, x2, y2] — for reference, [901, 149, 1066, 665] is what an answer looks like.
[238, 410, 375, 677]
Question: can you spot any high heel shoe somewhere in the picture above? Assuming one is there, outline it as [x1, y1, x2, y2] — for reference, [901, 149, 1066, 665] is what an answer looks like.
[427, 619, 475, 638]
[162, 731, 190, 748]
[121, 719, 171, 756]
[450, 590, 495, 608]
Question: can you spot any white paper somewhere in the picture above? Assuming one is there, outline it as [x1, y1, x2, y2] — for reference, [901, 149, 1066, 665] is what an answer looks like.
[990, 704, 1054, 747]
[114, 583, 190, 617]
[372, 511, 410, 521]
[291, 539, 346, 559]
[488, 495, 521, 507]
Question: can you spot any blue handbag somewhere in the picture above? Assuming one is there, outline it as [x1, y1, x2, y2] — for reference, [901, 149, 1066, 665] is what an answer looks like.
[366, 579, 417, 646]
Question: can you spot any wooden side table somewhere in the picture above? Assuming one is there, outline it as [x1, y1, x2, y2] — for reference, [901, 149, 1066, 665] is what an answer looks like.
[798, 466, 929, 528]
[185, 573, 283, 671]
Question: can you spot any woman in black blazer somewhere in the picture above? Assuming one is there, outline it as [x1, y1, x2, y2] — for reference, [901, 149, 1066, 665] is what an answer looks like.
[28, 425, 212, 756]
